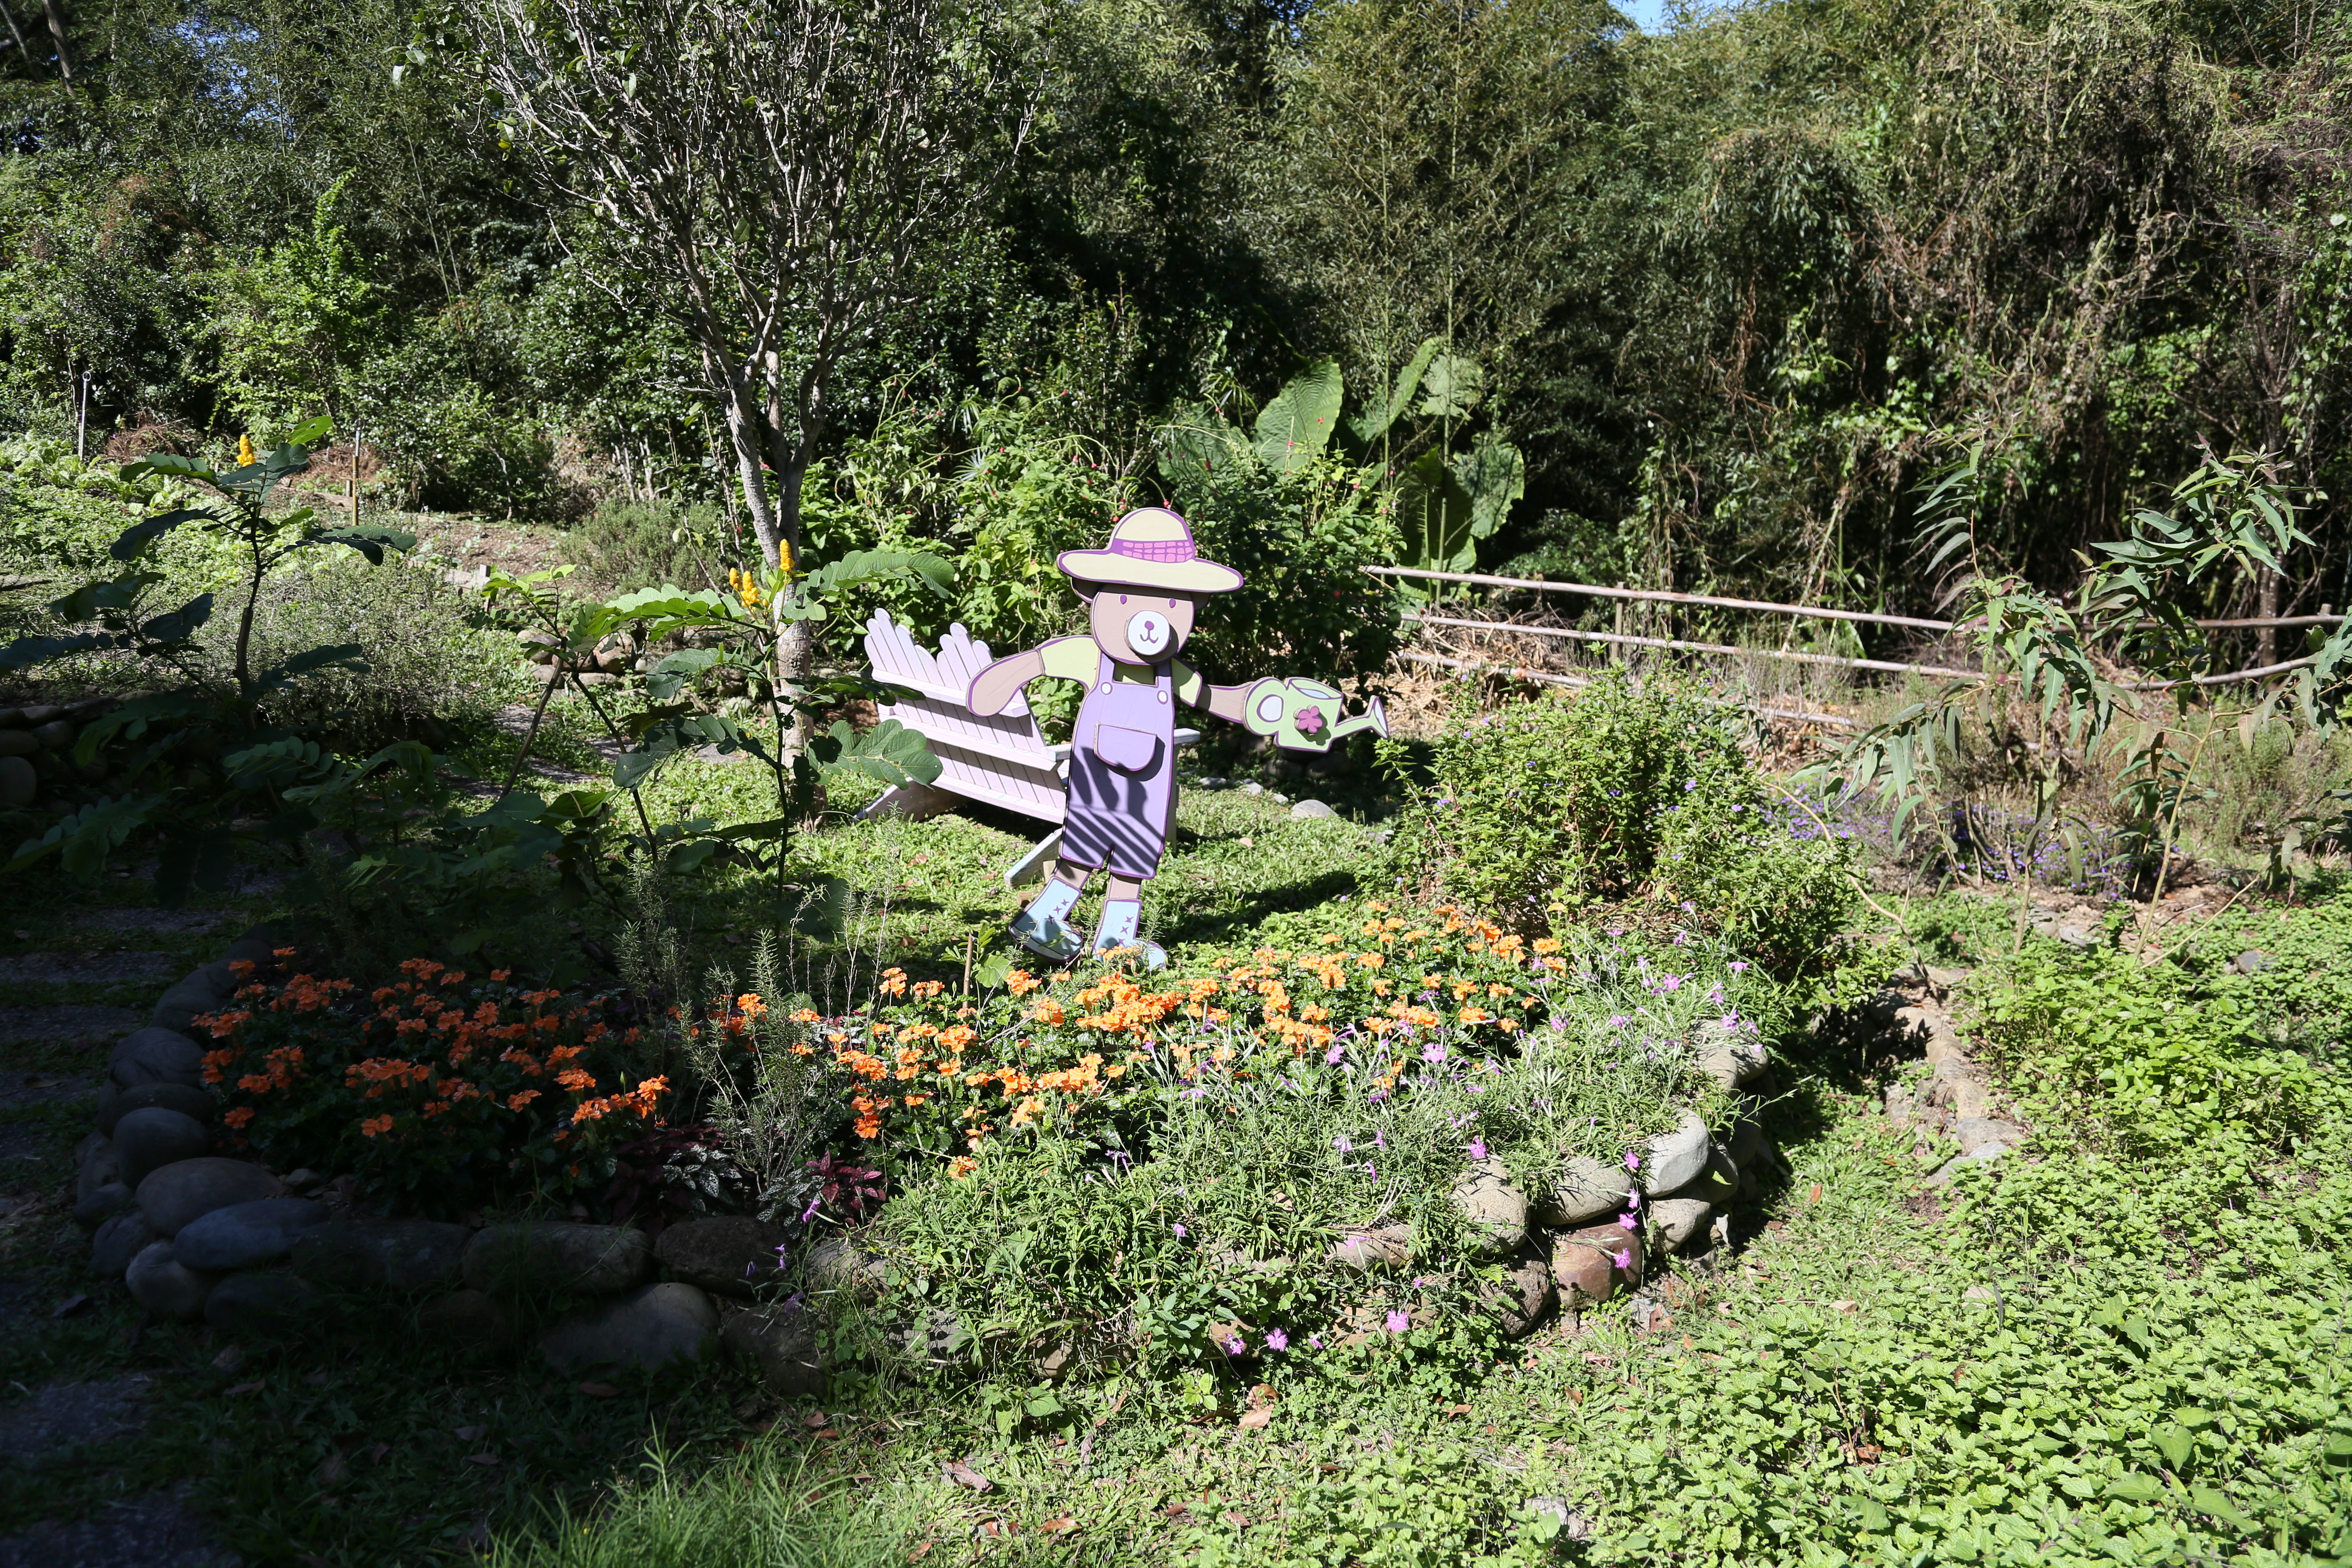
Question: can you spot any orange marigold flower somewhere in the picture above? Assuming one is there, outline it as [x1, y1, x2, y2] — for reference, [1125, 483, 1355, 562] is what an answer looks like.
[790, 1008, 819, 1024]
[360, 1114, 395, 1137]
[556, 1068, 597, 1091]
[222, 1105, 256, 1130]
[947, 1155, 977, 1179]
[508, 1090, 542, 1111]
[853, 1114, 883, 1139]
[1006, 969, 1042, 996]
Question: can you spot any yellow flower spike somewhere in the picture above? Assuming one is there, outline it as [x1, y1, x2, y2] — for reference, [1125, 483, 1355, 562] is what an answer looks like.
[236, 433, 256, 467]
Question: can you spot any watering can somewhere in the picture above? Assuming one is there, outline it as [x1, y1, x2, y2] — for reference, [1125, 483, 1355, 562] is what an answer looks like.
[1240, 677, 1388, 753]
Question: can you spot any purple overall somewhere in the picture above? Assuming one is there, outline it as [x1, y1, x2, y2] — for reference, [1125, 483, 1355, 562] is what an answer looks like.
[1060, 652, 1176, 882]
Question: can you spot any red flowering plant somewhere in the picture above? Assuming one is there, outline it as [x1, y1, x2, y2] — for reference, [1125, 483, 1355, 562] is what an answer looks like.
[196, 953, 670, 1216]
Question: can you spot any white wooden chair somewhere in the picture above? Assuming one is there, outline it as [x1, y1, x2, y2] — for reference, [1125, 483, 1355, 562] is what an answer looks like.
[858, 611, 1199, 886]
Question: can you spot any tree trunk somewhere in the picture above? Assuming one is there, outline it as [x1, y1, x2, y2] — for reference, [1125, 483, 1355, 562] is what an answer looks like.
[0, 0, 33, 65]
[37, 0, 68, 76]
[717, 380, 781, 567]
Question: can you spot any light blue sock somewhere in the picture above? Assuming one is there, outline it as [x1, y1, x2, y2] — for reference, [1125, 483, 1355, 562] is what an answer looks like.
[1010, 879, 1084, 960]
[1092, 898, 1140, 950]
[1090, 900, 1167, 969]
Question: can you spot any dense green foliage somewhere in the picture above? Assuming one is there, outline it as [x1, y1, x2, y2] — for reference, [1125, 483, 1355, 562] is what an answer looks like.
[9, 0, 2348, 646]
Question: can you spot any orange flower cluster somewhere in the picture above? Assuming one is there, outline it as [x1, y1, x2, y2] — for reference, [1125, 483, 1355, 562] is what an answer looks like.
[196, 961, 665, 1208]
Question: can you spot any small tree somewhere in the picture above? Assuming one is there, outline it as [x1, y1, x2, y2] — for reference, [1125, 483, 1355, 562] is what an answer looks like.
[427, 0, 1040, 709]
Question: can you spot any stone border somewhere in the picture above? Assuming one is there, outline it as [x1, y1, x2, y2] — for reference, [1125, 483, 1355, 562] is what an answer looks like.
[1869, 969, 2029, 1184]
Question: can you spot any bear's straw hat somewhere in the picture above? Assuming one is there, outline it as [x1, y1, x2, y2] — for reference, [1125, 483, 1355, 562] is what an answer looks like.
[1057, 508, 1243, 595]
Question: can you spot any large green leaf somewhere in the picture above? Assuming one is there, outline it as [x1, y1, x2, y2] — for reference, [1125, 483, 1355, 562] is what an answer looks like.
[138, 593, 216, 646]
[110, 508, 215, 561]
[1252, 360, 1343, 474]
[1449, 438, 1525, 541]
[0, 630, 120, 670]
[119, 453, 217, 484]
[1348, 338, 1442, 447]
[1158, 414, 1253, 482]
[810, 718, 940, 787]
[308, 525, 418, 565]
[1395, 450, 1478, 573]
[1416, 352, 1484, 420]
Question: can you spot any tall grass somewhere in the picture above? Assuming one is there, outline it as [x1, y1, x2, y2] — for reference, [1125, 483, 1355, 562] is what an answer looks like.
[484, 1452, 899, 1568]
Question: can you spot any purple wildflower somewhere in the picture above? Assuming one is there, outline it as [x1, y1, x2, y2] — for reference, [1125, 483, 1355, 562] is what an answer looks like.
[1266, 1329, 1289, 1352]
[1326, 1044, 1345, 1065]
[1467, 1137, 1489, 1161]
[1334, 1136, 1354, 1154]
[1422, 1043, 1447, 1064]
[1384, 1310, 1410, 1334]
[1625, 1151, 1641, 1171]
[1612, 1249, 1632, 1268]
[1225, 1335, 1244, 1354]
[1173, 1222, 1187, 1238]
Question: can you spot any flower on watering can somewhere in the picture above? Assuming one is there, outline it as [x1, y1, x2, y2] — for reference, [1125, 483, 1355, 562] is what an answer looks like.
[1295, 705, 1326, 735]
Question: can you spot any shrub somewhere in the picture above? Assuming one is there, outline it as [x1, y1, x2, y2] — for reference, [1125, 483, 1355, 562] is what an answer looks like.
[197, 956, 668, 1215]
[564, 497, 734, 595]
[1383, 673, 1859, 969]
[214, 551, 509, 752]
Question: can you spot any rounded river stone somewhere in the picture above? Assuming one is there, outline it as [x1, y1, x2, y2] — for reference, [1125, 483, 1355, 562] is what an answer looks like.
[541, 1282, 718, 1372]
[462, 1221, 650, 1296]
[125, 1240, 221, 1321]
[91, 1210, 158, 1277]
[172, 1198, 330, 1271]
[96, 1081, 216, 1137]
[203, 1272, 324, 1339]
[112, 1107, 210, 1189]
[655, 1216, 789, 1299]
[135, 1158, 283, 1237]
[1639, 1111, 1713, 1196]
[107, 1027, 205, 1091]
[292, 1218, 471, 1294]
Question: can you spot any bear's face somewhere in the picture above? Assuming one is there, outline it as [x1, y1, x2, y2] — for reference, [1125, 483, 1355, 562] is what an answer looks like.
[1088, 591, 1197, 664]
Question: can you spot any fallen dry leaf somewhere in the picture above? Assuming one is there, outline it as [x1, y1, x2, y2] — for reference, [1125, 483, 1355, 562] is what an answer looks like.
[224, 1381, 264, 1397]
[211, 1347, 245, 1373]
[1039, 1517, 1077, 1534]
[315, 1451, 348, 1487]
[1807, 1182, 1824, 1205]
[1237, 1407, 1276, 1430]
[975, 1519, 1014, 1538]
[943, 1458, 993, 1492]
[1221, 1511, 1250, 1528]
[1832, 1300, 1858, 1314]
[906, 1544, 935, 1562]
[50, 1294, 90, 1318]
[455, 1425, 487, 1442]
[465, 1453, 500, 1467]
[802, 1411, 830, 1430]
[1246, 1384, 1278, 1410]
[576, 1381, 619, 1399]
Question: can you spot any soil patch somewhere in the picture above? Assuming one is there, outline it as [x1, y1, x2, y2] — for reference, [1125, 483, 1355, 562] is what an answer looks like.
[0, 1491, 238, 1568]
[0, 1008, 140, 1045]
[0, 1376, 151, 1464]
[0, 954, 177, 986]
